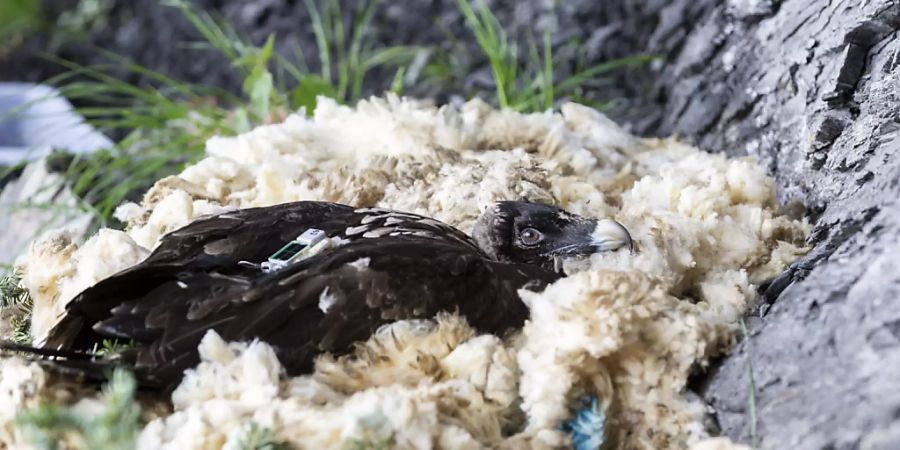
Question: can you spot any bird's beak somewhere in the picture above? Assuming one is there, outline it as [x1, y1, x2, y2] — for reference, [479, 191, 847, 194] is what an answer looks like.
[590, 219, 633, 252]
[548, 219, 633, 257]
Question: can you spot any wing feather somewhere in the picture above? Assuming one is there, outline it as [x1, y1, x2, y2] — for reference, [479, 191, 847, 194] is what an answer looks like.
[41, 201, 559, 390]
[72, 236, 554, 388]
[45, 201, 357, 349]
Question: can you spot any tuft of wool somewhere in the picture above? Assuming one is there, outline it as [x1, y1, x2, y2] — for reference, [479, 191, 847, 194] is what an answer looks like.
[16, 230, 77, 346]
[0, 358, 49, 447]
[17, 229, 148, 345]
[0, 357, 105, 449]
[7, 95, 811, 449]
[140, 321, 522, 450]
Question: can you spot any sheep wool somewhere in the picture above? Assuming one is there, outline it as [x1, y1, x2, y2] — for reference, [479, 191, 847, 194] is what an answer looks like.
[5, 95, 810, 449]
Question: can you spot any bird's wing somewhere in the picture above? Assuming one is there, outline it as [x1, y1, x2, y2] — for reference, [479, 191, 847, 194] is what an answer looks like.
[91, 201, 356, 287]
[84, 236, 557, 388]
[150, 201, 359, 265]
[44, 201, 357, 349]
[46, 202, 487, 351]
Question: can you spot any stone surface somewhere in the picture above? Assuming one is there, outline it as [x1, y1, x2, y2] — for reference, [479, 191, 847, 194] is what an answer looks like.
[636, 1, 900, 448]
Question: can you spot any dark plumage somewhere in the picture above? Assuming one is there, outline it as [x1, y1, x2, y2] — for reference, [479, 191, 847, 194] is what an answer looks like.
[8, 201, 632, 390]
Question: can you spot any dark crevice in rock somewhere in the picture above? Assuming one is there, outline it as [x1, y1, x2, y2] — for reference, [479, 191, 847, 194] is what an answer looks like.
[824, 42, 872, 106]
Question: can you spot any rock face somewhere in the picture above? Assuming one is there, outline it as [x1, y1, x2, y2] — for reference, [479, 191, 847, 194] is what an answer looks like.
[632, 1, 900, 448]
[4, 0, 899, 447]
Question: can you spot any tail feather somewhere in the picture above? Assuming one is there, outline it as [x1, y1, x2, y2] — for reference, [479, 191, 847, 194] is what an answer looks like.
[0, 341, 161, 390]
[0, 341, 96, 359]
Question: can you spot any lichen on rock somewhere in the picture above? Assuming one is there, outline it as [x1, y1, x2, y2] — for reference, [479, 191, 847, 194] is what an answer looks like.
[5, 95, 810, 449]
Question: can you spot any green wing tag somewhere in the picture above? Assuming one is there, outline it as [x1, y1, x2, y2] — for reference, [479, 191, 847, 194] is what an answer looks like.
[261, 228, 329, 272]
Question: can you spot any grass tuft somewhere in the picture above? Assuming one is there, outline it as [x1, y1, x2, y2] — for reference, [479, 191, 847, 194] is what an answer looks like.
[238, 422, 294, 450]
[302, 0, 424, 102]
[343, 436, 393, 450]
[0, 273, 33, 344]
[454, 0, 518, 108]
[18, 0, 423, 229]
[16, 369, 142, 450]
[90, 338, 136, 359]
[455, 0, 656, 112]
[0, 273, 29, 309]
[3, 1, 652, 239]
[36, 19, 286, 227]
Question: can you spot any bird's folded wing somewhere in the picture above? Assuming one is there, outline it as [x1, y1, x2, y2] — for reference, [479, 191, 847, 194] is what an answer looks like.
[123, 200, 357, 270]
[54, 236, 551, 388]
[44, 201, 358, 349]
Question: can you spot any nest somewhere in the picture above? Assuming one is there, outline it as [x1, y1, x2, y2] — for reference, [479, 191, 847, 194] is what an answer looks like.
[6, 96, 808, 449]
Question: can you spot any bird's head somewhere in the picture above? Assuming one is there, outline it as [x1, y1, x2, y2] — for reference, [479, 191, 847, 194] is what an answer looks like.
[472, 201, 633, 271]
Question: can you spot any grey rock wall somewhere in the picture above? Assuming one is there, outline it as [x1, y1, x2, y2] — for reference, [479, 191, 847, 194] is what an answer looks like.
[638, 1, 900, 448]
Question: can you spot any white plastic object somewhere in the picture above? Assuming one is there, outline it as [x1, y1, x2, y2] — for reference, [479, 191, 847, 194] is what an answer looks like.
[0, 82, 112, 165]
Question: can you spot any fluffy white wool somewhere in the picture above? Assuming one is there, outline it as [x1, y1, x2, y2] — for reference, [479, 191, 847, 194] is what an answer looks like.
[7, 95, 810, 449]
[0, 358, 48, 448]
[0, 357, 105, 450]
[17, 228, 148, 345]
[140, 317, 532, 449]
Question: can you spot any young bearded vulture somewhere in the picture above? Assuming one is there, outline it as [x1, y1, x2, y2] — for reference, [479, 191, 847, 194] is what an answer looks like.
[7, 200, 632, 390]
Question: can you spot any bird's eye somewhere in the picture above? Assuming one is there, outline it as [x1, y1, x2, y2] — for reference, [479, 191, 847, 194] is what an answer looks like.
[519, 227, 544, 246]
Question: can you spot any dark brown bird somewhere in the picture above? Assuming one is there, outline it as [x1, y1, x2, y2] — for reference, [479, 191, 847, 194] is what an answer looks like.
[6, 200, 632, 390]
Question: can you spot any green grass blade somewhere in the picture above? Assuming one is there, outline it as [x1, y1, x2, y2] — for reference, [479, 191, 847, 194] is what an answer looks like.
[165, 0, 242, 66]
[348, 0, 380, 100]
[390, 66, 406, 95]
[304, 0, 331, 82]
[542, 29, 553, 110]
[555, 54, 658, 95]
[327, 0, 349, 100]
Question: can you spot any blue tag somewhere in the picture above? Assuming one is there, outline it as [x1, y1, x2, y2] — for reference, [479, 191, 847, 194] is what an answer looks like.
[561, 395, 606, 450]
